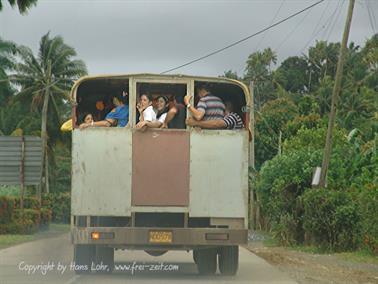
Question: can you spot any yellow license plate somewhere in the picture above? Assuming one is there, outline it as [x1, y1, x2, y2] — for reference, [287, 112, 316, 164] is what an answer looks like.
[149, 231, 172, 243]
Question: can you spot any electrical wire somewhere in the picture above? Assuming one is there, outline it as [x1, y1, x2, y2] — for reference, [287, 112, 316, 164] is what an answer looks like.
[299, 0, 340, 54]
[325, 0, 345, 41]
[321, 0, 342, 39]
[308, 0, 332, 40]
[254, 0, 286, 51]
[274, 7, 312, 52]
[366, 0, 377, 33]
[160, 0, 325, 74]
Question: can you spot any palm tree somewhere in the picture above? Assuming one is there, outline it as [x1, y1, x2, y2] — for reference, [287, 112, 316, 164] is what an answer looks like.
[0, 37, 16, 107]
[0, 0, 38, 14]
[0, 37, 16, 72]
[9, 32, 87, 196]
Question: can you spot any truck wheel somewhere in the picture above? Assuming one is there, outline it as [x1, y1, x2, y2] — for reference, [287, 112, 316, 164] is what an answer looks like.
[196, 248, 217, 275]
[73, 245, 95, 274]
[218, 246, 239, 276]
[145, 250, 167, 257]
[95, 246, 114, 274]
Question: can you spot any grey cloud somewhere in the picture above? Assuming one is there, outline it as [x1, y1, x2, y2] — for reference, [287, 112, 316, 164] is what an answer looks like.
[0, 0, 375, 77]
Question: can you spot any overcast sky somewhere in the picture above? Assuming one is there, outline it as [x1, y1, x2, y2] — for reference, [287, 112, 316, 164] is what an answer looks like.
[0, 0, 377, 77]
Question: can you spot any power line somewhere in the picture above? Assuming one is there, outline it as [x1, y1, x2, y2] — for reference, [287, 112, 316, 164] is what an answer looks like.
[325, 0, 345, 41]
[308, 0, 331, 40]
[254, 0, 286, 51]
[366, 0, 377, 33]
[299, 0, 340, 54]
[322, 0, 342, 39]
[274, 7, 312, 52]
[237, 0, 286, 76]
[160, 0, 325, 74]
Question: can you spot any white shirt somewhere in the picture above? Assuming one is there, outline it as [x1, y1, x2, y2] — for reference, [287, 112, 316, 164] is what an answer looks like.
[143, 105, 156, 122]
[157, 112, 167, 124]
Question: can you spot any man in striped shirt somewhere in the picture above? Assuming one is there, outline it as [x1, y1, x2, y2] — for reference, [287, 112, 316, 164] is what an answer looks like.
[186, 101, 244, 130]
[184, 85, 225, 121]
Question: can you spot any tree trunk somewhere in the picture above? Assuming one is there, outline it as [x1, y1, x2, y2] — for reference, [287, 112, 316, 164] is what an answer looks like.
[40, 60, 52, 195]
[40, 89, 49, 195]
[45, 150, 49, 193]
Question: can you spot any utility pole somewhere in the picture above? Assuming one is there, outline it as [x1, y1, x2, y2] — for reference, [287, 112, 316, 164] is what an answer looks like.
[319, 0, 355, 187]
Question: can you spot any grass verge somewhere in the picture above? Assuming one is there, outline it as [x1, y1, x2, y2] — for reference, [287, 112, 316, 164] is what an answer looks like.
[0, 223, 70, 250]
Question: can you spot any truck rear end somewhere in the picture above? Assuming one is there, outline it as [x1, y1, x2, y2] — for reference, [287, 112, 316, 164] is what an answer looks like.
[70, 74, 250, 275]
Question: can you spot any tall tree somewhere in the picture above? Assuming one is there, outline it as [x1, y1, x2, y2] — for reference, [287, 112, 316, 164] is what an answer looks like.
[221, 70, 240, 80]
[274, 56, 308, 94]
[8, 32, 87, 195]
[0, 37, 16, 107]
[244, 48, 277, 109]
[305, 41, 340, 92]
[0, 0, 38, 14]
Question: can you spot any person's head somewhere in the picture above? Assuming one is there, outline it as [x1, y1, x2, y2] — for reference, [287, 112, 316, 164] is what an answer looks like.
[112, 91, 129, 106]
[81, 113, 93, 124]
[224, 101, 234, 115]
[197, 85, 210, 98]
[139, 94, 153, 109]
[156, 95, 169, 113]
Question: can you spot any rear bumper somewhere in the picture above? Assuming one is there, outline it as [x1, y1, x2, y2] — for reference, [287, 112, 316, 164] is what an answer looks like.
[71, 227, 248, 247]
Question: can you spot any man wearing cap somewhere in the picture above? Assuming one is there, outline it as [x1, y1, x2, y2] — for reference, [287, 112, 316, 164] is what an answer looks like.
[184, 85, 225, 121]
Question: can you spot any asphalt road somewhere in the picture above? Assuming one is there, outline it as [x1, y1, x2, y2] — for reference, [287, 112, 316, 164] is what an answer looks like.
[0, 233, 297, 284]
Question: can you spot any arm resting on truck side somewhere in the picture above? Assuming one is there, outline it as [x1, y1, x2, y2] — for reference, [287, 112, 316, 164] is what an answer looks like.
[186, 117, 226, 129]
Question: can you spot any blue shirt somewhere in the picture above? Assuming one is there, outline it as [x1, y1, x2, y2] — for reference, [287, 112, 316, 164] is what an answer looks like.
[105, 104, 129, 127]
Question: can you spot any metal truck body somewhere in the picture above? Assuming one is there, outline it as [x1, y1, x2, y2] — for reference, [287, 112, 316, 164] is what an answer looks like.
[70, 74, 250, 275]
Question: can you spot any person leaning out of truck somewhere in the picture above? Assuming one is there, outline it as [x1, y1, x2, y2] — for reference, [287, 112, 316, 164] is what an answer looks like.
[186, 101, 244, 130]
[161, 95, 186, 129]
[136, 94, 158, 130]
[183, 85, 225, 122]
[79, 91, 129, 129]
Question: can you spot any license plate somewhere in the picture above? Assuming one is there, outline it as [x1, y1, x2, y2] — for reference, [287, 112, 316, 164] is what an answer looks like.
[149, 231, 172, 243]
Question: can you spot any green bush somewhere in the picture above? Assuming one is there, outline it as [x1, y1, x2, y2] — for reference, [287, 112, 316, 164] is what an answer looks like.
[0, 186, 20, 196]
[13, 196, 40, 210]
[14, 209, 41, 226]
[40, 208, 52, 230]
[302, 188, 360, 251]
[0, 196, 15, 224]
[256, 149, 322, 244]
[358, 186, 378, 254]
[42, 192, 70, 223]
[0, 219, 37, 234]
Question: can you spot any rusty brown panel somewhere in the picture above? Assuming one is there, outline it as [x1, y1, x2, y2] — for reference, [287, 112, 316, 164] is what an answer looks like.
[132, 130, 189, 206]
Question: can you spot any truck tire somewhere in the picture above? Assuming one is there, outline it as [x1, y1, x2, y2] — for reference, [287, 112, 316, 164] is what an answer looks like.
[95, 246, 114, 274]
[145, 250, 167, 257]
[73, 245, 95, 274]
[196, 248, 217, 275]
[218, 246, 239, 276]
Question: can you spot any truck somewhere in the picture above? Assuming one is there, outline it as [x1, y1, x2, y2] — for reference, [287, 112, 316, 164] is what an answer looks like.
[70, 74, 250, 275]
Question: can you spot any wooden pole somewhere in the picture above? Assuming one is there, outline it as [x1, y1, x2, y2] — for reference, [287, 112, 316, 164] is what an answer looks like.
[319, 0, 355, 187]
[20, 136, 25, 211]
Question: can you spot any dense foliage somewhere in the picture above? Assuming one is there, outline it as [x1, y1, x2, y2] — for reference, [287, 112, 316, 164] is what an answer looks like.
[223, 35, 378, 254]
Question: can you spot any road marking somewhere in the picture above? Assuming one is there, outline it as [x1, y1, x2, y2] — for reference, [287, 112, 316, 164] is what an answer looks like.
[64, 275, 80, 284]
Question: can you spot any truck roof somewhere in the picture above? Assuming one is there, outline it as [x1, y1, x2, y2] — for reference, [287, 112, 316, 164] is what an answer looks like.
[70, 73, 251, 105]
